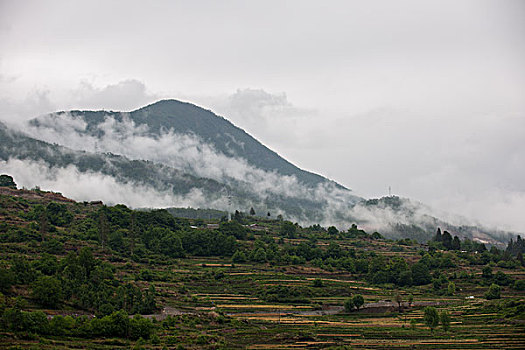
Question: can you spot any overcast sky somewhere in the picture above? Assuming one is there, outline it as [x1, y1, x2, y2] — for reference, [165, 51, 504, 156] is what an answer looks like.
[1, 0, 524, 231]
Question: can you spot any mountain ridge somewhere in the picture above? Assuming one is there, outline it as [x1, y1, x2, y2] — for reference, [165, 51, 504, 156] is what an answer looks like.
[30, 99, 343, 190]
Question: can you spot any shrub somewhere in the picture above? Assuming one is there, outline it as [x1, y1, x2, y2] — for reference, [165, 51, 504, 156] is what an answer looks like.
[31, 276, 62, 308]
[514, 279, 525, 291]
[312, 279, 324, 288]
[440, 310, 451, 331]
[344, 298, 354, 312]
[352, 295, 365, 310]
[423, 307, 439, 332]
[485, 283, 501, 300]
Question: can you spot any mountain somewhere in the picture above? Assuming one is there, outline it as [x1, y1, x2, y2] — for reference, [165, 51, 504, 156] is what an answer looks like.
[0, 120, 350, 223]
[28, 100, 338, 189]
[0, 121, 226, 197]
[0, 100, 518, 245]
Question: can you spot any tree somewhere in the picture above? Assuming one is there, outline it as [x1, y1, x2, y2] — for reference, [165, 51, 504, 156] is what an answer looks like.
[482, 266, 493, 279]
[312, 279, 324, 288]
[412, 261, 431, 285]
[78, 247, 96, 278]
[517, 252, 525, 267]
[32, 276, 62, 308]
[219, 221, 248, 239]
[141, 285, 156, 314]
[232, 250, 247, 263]
[327, 226, 339, 235]
[398, 270, 413, 286]
[440, 310, 451, 331]
[408, 294, 414, 307]
[447, 281, 456, 296]
[371, 231, 383, 240]
[514, 279, 525, 291]
[442, 231, 453, 250]
[352, 294, 364, 311]
[344, 298, 355, 312]
[280, 221, 297, 239]
[395, 293, 403, 312]
[452, 236, 461, 250]
[0, 267, 14, 293]
[434, 228, 442, 242]
[423, 306, 439, 333]
[233, 210, 244, 223]
[0, 174, 17, 189]
[485, 283, 501, 300]
[252, 248, 267, 263]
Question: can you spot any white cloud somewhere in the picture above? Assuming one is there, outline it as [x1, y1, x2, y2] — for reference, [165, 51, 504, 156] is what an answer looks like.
[0, 77, 157, 126]
[71, 79, 159, 111]
[0, 158, 214, 209]
[23, 112, 359, 206]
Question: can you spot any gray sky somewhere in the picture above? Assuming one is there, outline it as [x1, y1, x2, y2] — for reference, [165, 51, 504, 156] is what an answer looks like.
[1, 0, 524, 231]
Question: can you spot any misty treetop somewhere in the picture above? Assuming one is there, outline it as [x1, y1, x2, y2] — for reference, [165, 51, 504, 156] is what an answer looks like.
[0, 174, 17, 189]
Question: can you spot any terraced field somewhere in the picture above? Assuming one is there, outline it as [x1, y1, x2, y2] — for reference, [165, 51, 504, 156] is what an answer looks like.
[0, 189, 524, 349]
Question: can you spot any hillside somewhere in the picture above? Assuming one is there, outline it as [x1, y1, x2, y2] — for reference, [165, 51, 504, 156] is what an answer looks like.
[0, 185, 524, 349]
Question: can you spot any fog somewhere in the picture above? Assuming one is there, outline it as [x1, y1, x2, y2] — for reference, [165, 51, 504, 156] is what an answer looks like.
[0, 158, 215, 209]
[23, 112, 354, 203]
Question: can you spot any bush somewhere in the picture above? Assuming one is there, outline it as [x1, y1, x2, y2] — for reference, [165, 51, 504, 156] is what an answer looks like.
[353, 295, 364, 310]
[31, 276, 62, 308]
[129, 315, 155, 340]
[440, 310, 451, 331]
[412, 262, 431, 285]
[312, 279, 324, 288]
[0, 267, 14, 293]
[280, 221, 297, 238]
[0, 174, 17, 188]
[514, 279, 525, 291]
[423, 307, 439, 332]
[485, 283, 501, 300]
[232, 250, 247, 263]
[344, 298, 354, 312]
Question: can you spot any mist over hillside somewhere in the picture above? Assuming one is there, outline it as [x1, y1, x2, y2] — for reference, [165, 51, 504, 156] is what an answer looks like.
[0, 100, 519, 245]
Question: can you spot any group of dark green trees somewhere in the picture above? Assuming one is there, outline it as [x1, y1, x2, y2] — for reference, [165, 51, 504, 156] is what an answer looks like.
[0, 308, 154, 340]
[1, 247, 156, 315]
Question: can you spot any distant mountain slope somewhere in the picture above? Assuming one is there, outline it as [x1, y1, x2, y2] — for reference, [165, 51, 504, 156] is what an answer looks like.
[0, 122, 225, 197]
[0, 122, 339, 222]
[29, 99, 336, 189]
[355, 196, 515, 247]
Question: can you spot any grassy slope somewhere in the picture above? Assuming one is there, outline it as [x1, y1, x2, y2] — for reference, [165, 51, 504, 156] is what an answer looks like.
[0, 188, 524, 349]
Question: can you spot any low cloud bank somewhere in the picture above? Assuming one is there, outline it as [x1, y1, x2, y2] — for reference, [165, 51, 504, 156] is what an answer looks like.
[0, 158, 227, 210]
[23, 112, 358, 205]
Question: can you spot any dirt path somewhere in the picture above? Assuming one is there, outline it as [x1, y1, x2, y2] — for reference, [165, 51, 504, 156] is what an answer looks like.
[233, 300, 447, 317]
[142, 306, 190, 320]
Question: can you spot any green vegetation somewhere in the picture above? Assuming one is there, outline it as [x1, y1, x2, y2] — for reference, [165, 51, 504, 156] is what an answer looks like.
[0, 174, 17, 189]
[0, 184, 524, 349]
[423, 306, 440, 333]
